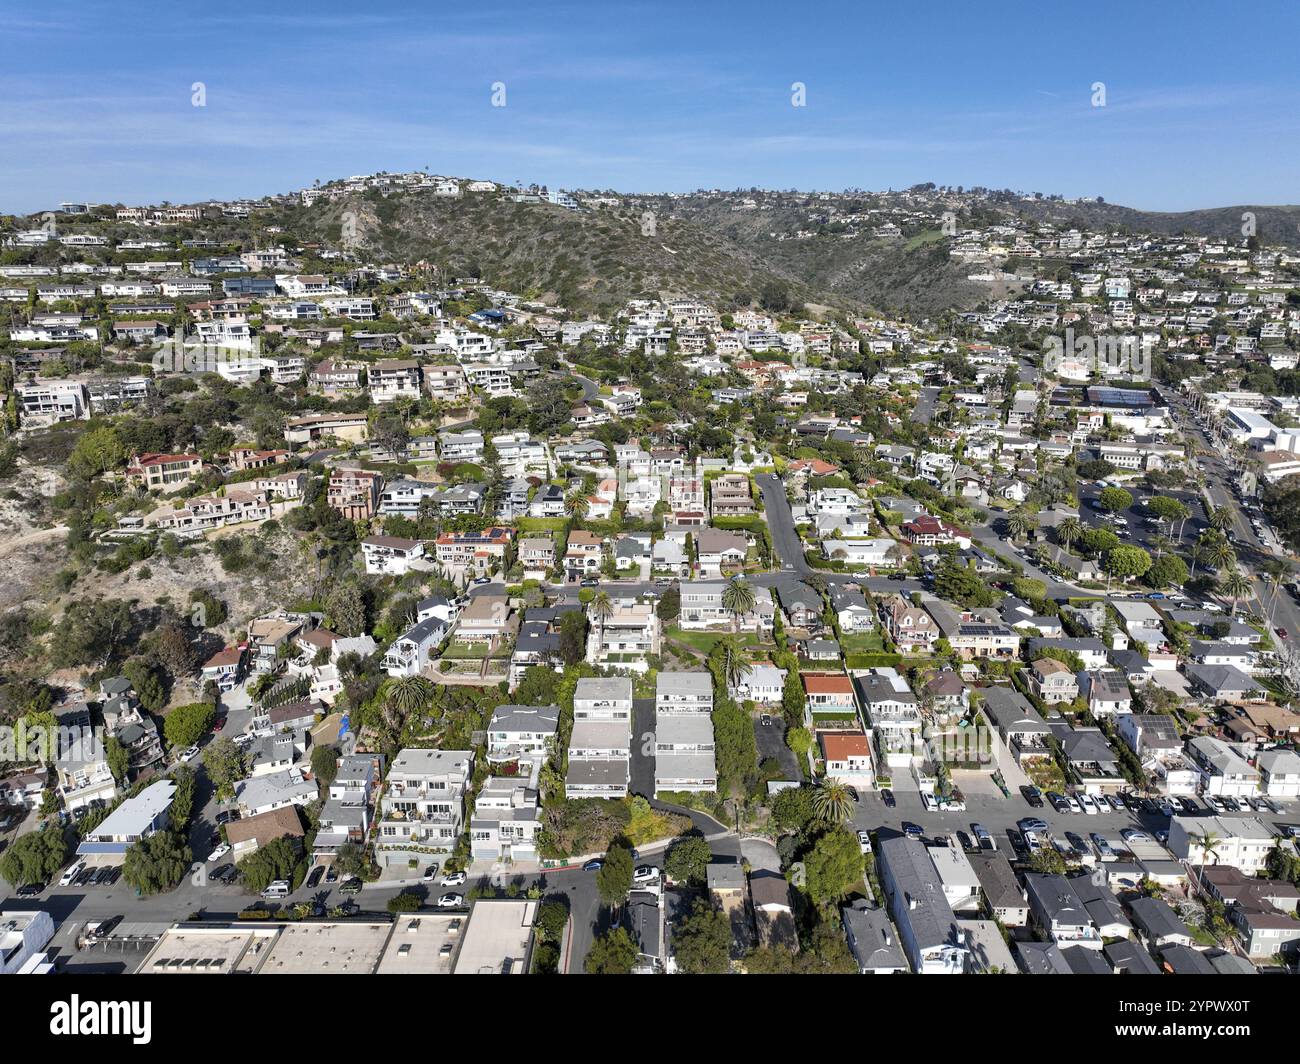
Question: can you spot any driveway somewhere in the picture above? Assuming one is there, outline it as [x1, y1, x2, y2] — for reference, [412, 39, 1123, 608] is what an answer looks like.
[753, 714, 802, 782]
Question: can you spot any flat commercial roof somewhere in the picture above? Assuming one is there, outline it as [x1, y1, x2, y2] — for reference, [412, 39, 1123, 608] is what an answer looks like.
[452, 900, 536, 975]
[375, 913, 463, 974]
[259, 921, 392, 975]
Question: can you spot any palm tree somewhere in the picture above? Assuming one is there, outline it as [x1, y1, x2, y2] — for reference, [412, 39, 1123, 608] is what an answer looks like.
[721, 577, 757, 633]
[590, 591, 614, 643]
[1207, 539, 1237, 574]
[1005, 509, 1036, 542]
[1171, 500, 1191, 543]
[1208, 506, 1234, 534]
[1219, 569, 1252, 617]
[1193, 830, 1221, 891]
[564, 489, 589, 524]
[386, 674, 433, 718]
[714, 635, 750, 692]
[811, 778, 854, 825]
[1055, 516, 1084, 553]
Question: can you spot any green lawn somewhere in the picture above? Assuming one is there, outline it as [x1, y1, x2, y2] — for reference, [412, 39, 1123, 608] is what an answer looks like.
[441, 641, 490, 659]
[839, 630, 885, 653]
[666, 626, 762, 653]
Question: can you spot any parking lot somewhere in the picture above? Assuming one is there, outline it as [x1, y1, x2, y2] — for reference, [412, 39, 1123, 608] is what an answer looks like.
[851, 782, 1297, 865]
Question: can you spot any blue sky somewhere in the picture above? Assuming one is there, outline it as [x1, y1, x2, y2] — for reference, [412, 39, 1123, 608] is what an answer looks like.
[2, 0, 1298, 214]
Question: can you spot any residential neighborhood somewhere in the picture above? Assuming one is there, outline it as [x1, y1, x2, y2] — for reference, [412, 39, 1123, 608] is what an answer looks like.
[4, 8, 1300, 1013]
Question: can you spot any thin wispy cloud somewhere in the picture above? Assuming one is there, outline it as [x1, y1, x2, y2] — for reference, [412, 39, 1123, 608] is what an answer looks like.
[2, 0, 1299, 212]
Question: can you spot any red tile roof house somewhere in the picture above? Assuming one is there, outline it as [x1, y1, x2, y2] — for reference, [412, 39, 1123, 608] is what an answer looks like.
[819, 731, 875, 785]
[202, 646, 247, 691]
[126, 452, 203, 491]
[802, 673, 858, 718]
[902, 515, 970, 548]
[787, 458, 841, 477]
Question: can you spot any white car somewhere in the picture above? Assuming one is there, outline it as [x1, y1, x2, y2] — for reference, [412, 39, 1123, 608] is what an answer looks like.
[59, 861, 85, 886]
[1069, 795, 1085, 814]
[632, 865, 661, 883]
[207, 843, 230, 863]
[178, 745, 200, 763]
[437, 893, 465, 909]
[1079, 794, 1098, 815]
[440, 870, 467, 887]
[856, 830, 873, 854]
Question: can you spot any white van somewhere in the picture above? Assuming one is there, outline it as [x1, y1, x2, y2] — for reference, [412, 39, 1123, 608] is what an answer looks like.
[262, 880, 291, 899]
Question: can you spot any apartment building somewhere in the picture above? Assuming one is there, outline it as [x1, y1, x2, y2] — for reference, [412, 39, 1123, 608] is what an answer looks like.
[328, 468, 384, 520]
[566, 677, 632, 798]
[469, 777, 542, 862]
[654, 672, 717, 794]
[377, 748, 475, 863]
[587, 601, 660, 671]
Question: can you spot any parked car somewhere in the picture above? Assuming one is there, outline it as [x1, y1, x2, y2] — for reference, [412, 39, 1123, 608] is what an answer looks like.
[211, 864, 235, 883]
[583, 859, 603, 872]
[338, 877, 362, 895]
[955, 830, 974, 851]
[304, 866, 325, 889]
[632, 865, 661, 883]
[760, 714, 772, 727]
[1090, 833, 1116, 860]
[1020, 785, 1044, 808]
[1018, 817, 1049, 835]
[1047, 791, 1070, 813]
[16, 883, 44, 897]
[1120, 828, 1151, 844]
[207, 843, 231, 863]
[880, 788, 896, 808]
[972, 824, 995, 850]
[440, 870, 467, 887]
[60, 861, 86, 887]
[325, 866, 339, 884]
[902, 822, 923, 840]
[856, 830, 873, 854]
[437, 893, 465, 909]
[178, 745, 200, 763]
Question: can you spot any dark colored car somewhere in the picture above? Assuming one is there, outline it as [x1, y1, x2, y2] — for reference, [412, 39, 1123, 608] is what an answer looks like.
[304, 866, 325, 889]
[846, 786, 859, 803]
[880, 788, 896, 808]
[17, 883, 44, 897]
[955, 830, 974, 851]
[1119, 791, 1140, 812]
[1020, 785, 1044, 808]
[583, 859, 603, 872]
[210, 863, 234, 882]
[106, 866, 123, 885]
[325, 866, 339, 884]
[1047, 791, 1070, 813]
[902, 822, 923, 840]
